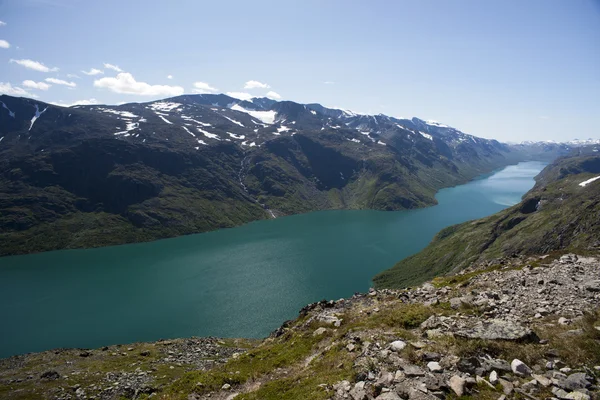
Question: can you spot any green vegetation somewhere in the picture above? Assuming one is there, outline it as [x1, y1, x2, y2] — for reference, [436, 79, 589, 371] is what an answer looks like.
[374, 153, 600, 289]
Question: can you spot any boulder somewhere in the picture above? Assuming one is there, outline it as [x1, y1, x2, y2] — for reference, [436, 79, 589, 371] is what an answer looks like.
[427, 362, 443, 373]
[511, 359, 532, 376]
[558, 373, 591, 391]
[375, 393, 402, 400]
[454, 320, 539, 342]
[389, 340, 407, 352]
[448, 375, 466, 397]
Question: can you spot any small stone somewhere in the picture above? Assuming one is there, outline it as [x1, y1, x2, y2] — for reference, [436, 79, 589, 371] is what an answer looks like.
[449, 375, 466, 397]
[560, 367, 572, 374]
[489, 370, 499, 385]
[511, 359, 532, 376]
[546, 361, 555, 370]
[532, 373, 552, 387]
[499, 379, 514, 395]
[559, 372, 590, 391]
[427, 362, 443, 372]
[374, 393, 402, 400]
[221, 383, 231, 390]
[389, 340, 407, 352]
[558, 317, 570, 325]
[403, 365, 425, 377]
[313, 327, 327, 336]
[346, 343, 356, 352]
[40, 371, 60, 381]
[564, 392, 591, 400]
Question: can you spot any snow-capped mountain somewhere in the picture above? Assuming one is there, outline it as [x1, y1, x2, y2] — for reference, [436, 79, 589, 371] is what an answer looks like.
[0, 93, 569, 255]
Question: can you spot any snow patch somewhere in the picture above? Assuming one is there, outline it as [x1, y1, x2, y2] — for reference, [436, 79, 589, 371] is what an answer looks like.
[156, 114, 173, 124]
[148, 102, 182, 112]
[182, 126, 196, 137]
[347, 138, 360, 143]
[222, 115, 245, 127]
[227, 132, 245, 140]
[114, 121, 139, 135]
[579, 176, 600, 187]
[377, 140, 387, 146]
[98, 108, 139, 119]
[419, 132, 433, 141]
[1, 101, 15, 118]
[29, 104, 48, 131]
[310, 110, 317, 115]
[277, 125, 291, 134]
[197, 127, 221, 140]
[425, 120, 449, 128]
[229, 104, 276, 124]
[181, 115, 212, 127]
[197, 139, 208, 146]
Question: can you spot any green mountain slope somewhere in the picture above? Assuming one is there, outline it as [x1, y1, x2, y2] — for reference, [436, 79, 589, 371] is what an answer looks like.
[374, 150, 600, 289]
[0, 94, 568, 256]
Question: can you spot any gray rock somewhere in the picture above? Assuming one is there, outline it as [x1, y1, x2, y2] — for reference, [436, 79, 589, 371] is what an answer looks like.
[457, 357, 481, 374]
[350, 381, 367, 400]
[558, 373, 590, 391]
[499, 378, 514, 395]
[454, 320, 539, 342]
[313, 327, 327, 336]
[221, 383, 231, 390]
[532, 373, 552, 387]
[375, 393, 402, 400]
[482, 358, 512, 373]
[565, 392, 591, 400]
[489, 370, 499, 385]
[511, 359, 532, 376]
[584, 280, 600, 292]
[403, 364, 425, 377]
[552, 386, 571, 399]
[389, 340, 407, 352]
[449, 375, 466, 397]
[427, 361, 443, 373]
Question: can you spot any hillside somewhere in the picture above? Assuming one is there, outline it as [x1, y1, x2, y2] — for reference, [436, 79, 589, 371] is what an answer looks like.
[0, 94, 565, 256]
[1, 252, 599, 399]
[373, 149, 600, 289]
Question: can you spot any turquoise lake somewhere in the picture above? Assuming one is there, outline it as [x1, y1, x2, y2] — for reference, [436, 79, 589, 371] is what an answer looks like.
[0, 161, 546, 358]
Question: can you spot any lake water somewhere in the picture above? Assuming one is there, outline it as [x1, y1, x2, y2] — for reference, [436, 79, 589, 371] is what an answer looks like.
[0, 161, 546, 358]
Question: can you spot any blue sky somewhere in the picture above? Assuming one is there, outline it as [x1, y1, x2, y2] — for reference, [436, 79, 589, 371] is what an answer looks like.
[0, 0, 598, 142]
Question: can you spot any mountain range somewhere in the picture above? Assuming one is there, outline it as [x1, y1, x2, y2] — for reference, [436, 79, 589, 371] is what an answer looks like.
[0, 93, 572, 255]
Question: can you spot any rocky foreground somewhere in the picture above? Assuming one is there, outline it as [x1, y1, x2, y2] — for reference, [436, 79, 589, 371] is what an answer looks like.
[1, 253, 599, 400]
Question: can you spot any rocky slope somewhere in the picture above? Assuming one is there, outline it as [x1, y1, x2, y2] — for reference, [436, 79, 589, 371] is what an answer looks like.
[0, 94, 567, 256]
[1, 252, 599, 399]
[373, 149, 600, 289]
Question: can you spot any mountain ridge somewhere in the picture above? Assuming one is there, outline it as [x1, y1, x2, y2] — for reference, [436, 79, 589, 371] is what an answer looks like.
[0, 93, 569, 256]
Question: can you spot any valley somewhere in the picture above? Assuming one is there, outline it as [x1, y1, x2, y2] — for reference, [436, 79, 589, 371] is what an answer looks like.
[0, 94, 566, 256]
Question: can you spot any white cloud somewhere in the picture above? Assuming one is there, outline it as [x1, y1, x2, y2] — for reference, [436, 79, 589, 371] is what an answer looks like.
[94, 72, 184, 96]
[22, 80, 51, 90]
[10, 59, 59, 72]
[82, 68, 104, 76]
[244, 80, 270, 89]
[266, 91, 281, 100]
[192, 81, 218, 94]
[324, 81, 335, 85]
[0, 21, 6, 27]
[51, 98, 98, 107]
[45, 77, 76, 87]
[0, 82, 38, 98]
[66, 73, 80, 79]
[167, 75, 173, 80]
[226, 91, 253, 101]
[0, 40, 10, 49]
[103, 63, 122, 72]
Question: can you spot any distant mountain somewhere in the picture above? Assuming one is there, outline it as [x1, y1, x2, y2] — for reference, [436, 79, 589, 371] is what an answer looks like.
[0, 93, 568, 255]
[374, 147, 600, 289]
